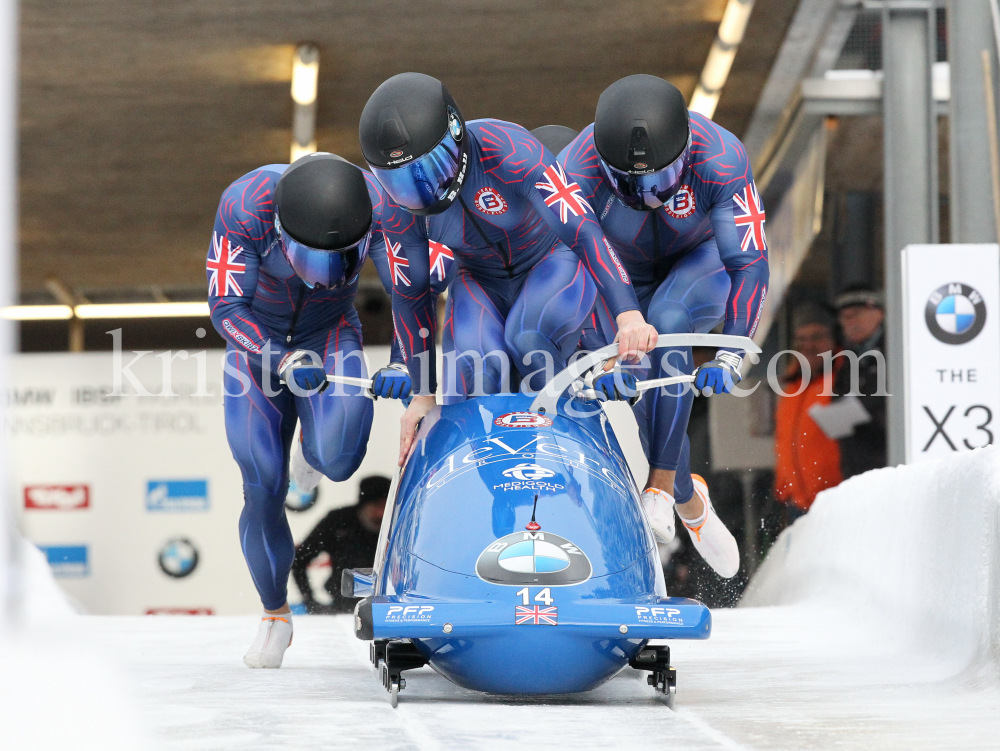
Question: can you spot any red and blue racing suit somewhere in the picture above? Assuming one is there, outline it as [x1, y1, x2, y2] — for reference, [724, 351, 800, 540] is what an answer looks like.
[383, 119, 641, 403]
[208, 164, 408, 610]
[560, 113, 769, 502]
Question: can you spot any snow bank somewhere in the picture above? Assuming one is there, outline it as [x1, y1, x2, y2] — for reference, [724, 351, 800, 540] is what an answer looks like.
[743, 446, 1000, 677]
[1, 533, 148, 749]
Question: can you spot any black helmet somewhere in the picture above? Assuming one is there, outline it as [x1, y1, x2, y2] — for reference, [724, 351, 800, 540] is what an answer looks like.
[593, 75, 692, 211]
[274, 153, 373, 289]
[531, 125, 579, 157]
[360, 72, 469, 216]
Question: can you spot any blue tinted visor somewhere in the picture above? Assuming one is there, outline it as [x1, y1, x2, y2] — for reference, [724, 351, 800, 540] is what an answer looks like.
[276, 215, 370, 290]
[599, 133, 692, 211]
[370, 129, 464, 213]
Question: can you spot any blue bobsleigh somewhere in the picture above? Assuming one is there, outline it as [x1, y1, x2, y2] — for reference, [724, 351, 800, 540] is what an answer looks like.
[342, 334, 759, 706]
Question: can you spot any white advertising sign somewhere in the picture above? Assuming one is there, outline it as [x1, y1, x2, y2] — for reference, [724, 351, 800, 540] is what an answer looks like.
[9, 345, 404, 614]
[902, 244, 1000, 463]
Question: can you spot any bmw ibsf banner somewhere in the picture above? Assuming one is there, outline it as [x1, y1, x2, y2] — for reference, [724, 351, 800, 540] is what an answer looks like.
[902, 244, 1000, 463]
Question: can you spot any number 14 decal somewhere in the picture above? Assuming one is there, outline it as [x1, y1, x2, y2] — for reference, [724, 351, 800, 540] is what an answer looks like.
[516, 587, 554, 606]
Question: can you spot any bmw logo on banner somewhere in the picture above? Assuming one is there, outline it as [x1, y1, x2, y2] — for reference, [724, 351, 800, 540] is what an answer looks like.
[925, 283, 986, 345]
[476, 531, 592, 586]
[158, 538, 199, 578]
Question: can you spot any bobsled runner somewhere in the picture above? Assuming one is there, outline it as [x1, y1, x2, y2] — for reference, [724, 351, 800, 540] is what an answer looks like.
[342, 333, 760, 706]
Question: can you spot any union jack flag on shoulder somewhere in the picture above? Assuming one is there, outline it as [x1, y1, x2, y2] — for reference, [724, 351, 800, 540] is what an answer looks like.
[535, 163, 593, 224]
[386, 237, 411, 288]
[207, 232, 246, 297]
[732, 181, 767, 253]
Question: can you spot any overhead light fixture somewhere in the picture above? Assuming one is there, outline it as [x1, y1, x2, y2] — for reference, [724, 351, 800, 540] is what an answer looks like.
[1, 304, 73, 320]
[291, 43, 319, 162]
[290, 141, 318, 162]
[291, 44, 319, 105]
[717, 0, 753, 46]
[1, 302, 210, 320]
[689, 0, 755, 119]
[74, 302, 210, 319]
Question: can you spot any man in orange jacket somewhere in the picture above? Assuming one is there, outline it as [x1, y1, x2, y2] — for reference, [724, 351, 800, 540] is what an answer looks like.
[774, 302, 842, 519]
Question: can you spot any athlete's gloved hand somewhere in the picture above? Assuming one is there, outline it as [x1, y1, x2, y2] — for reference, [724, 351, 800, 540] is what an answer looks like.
[371, 363, 412, 400]
[593, 370, 639, 402]
[693, 351, 743, 395]
[278, 350, 328, 393]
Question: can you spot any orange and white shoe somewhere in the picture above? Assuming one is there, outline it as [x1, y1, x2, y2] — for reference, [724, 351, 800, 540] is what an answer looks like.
[679, 475, 740, 579]
[244, 613, 293, 668]
[640, 487, 676, 543]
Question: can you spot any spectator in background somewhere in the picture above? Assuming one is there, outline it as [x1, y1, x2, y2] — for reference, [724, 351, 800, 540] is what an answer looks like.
[833, 285, 886, 479]
[292, 475, 390, 614]
[773, 303, 843, 520]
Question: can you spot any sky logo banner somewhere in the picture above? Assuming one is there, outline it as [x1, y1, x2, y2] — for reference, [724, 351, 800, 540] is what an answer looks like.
[146, 480, 209, 512]
[40, 545, 89, 578]
[24, 484, 90, 510]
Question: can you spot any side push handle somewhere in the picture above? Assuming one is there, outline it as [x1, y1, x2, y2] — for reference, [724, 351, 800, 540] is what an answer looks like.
[278, 373, 376, 399]
[529, 333, 760, 414]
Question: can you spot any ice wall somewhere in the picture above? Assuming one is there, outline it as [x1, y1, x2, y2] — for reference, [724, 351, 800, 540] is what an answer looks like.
[743, 446, 1000, 677]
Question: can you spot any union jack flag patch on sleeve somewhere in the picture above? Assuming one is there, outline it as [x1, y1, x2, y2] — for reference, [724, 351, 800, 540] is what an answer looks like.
[535, 164, 592, 224]
[732, 181, 767, 252]
[207, 232, 246, 297]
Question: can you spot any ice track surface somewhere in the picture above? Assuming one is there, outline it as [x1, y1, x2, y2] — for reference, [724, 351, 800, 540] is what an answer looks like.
[8, 447, 1000, 749]
[96, 605, 1000, 751]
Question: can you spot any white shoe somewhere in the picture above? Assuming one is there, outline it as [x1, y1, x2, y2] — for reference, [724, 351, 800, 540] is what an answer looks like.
[243, 613, 293, 668]
[290, 436, 322, 493]
[640, 487, 676, 543]
[679, 474, 740, 579]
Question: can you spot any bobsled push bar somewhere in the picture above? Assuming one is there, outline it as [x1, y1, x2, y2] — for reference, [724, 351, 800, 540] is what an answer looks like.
[528, 333, 760, 415]
[303, 333, 760, 404]
[277, 373, 377, 398]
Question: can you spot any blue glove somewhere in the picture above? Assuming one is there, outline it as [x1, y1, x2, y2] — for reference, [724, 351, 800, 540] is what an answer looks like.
[278, 350, 328, 393]
[693, 351, 743, 395]
[371, 364, 412, 400]
[593, 370, 639, 402]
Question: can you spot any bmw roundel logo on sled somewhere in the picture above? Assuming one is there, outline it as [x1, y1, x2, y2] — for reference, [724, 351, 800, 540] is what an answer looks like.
[494, 411, 553, 428]
[476, 531, 592, 586]
[925, 282, 986, 345]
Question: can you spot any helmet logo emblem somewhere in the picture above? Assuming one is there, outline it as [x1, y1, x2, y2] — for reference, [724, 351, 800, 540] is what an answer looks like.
[448, 107, 463, 141]
[474, 186, 508, 215]
[389, 150, 404, 158]
[663, 185, 696, 219]
[633, 162, 648, 169]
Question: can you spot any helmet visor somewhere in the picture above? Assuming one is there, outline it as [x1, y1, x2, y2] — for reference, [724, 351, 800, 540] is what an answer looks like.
[276, 215, 370, 290]
[370, 127, 464, 212]
[599, 133, 692, 211]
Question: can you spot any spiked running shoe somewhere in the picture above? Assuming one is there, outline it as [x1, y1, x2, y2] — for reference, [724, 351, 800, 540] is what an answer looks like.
[680, 474, 740, 579]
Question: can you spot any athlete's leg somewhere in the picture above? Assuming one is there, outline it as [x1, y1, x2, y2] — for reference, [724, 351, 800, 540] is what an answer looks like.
[505, 245, 598, 392]
[441, 270, 511, 404]
[224, 346, 297, 613]
[639, 239, 729, 502]
[295, 313, 375, 482]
